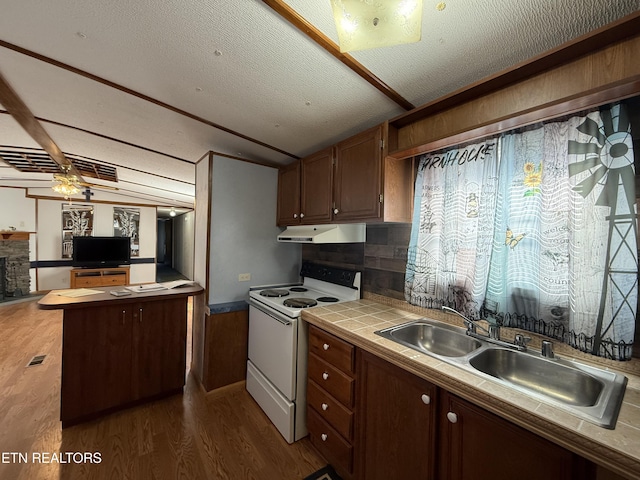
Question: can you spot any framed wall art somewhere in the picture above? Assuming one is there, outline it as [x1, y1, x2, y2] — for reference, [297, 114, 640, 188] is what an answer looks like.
[114, 207, 140, 257]
[62, 204, 94, 259]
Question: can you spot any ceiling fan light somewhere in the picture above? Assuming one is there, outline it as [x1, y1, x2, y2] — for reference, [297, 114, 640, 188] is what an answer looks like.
[52, 181, 81, 198]
[330, 0, 423, 53]
[52, 167, 81, 198]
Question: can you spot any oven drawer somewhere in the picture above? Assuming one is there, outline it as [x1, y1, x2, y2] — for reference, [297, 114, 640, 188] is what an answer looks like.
[307, 407, 353, 476]
[307, 379, 353, 441]
[309, 325, 354, 374]
[308, 353, 354, 407]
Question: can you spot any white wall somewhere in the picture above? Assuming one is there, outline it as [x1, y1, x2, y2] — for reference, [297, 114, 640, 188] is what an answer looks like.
[173, 210, 195, 279]
[0, 188, 37, 290]
[193, 157, 210, 292]
[209, 156, 300, 304]
[36, 199, 156, 290]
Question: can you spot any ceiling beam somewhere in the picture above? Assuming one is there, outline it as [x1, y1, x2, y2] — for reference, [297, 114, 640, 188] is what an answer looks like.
[0, 70, 77, 171]
[262, 0, 416, 111]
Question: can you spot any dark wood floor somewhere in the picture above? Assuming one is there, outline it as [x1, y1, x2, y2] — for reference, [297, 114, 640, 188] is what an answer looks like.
[0, 298, 325, 479]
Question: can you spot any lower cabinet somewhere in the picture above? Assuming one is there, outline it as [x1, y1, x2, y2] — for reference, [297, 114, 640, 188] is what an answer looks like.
[356, 349, 437, 480]
[307, 325, 356, 479]
[438, 391, 593, 480]
[306, 326, 596, 480]
[61, 297, 187, 426]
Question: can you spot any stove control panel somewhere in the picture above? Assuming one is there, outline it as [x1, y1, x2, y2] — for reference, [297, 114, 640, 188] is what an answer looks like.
[300, 262, 359, 288]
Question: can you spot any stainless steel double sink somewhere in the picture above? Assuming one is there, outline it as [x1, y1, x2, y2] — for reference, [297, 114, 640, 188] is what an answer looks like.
[375, 319, 628, 429]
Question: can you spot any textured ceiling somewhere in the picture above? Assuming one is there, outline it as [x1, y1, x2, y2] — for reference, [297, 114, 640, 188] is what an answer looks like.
[0, 0, 638, 208]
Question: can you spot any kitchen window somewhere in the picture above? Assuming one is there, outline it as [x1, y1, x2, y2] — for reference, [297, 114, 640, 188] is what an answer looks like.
[405, 101, 638, 360]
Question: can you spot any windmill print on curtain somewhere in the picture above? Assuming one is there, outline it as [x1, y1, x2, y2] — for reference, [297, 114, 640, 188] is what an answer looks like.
[565, 103, 637, 359]
[406, 103, 637, 361]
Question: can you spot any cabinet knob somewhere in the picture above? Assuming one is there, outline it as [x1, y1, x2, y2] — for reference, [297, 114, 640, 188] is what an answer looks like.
[323, 343, 330, 351]
[321, 433, 328, 442]
[321, 403, 328, 411]
[122, 310, 126, 325]
[421, 394, 431, 405]
[447, 412, 458, 424]
[333, 208, 339, 214]
[300, 213, 305, 218]
[322, 372, 329, 381]
[293, 213, 298, 218]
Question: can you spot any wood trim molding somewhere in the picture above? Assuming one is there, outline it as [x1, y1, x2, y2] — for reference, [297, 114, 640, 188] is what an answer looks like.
[0, 40, 299, 160]
[390, 76, 640, 160]
[261, 0, 415, 111]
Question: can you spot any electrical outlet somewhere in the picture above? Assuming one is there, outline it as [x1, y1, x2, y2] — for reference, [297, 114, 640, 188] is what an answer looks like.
[238, 273, 251, 282]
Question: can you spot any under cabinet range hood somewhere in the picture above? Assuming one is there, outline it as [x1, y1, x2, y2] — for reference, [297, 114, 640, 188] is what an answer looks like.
[277, 224, 366, 244]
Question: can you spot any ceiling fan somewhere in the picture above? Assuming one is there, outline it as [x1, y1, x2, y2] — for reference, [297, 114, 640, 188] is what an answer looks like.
[0, 70, 118, 199]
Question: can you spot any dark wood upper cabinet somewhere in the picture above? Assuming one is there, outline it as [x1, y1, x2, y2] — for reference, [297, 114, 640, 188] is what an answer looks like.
[276, 160, 301, 226]
[277, 124, 413, 226]
[301, 147, 333, 224]
[276, 147, 333, 226]
[334, 126, 383, 222]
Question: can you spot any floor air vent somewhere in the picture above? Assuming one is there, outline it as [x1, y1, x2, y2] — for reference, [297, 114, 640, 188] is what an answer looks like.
[27, 355, 46, 367]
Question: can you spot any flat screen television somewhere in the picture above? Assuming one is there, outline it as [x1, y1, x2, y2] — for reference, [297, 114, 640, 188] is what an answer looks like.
[72, 236, 131, 268]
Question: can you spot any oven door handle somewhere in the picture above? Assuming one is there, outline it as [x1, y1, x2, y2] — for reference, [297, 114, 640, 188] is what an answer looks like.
[249, 300, 293, 326]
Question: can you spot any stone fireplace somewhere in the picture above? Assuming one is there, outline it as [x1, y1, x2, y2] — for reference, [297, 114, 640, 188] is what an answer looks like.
[0, 232, 31, 298]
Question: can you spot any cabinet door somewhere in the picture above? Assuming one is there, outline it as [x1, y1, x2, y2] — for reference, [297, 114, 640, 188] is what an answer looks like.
[61, 304, 132, 424]
[276, 160, 301, 226]
[300, 147, 333, 224]
[439, 391, 583, 480]
[356, 350, 437, 480]
[334, 126, 382, 222]
[132, 298, 187, 400]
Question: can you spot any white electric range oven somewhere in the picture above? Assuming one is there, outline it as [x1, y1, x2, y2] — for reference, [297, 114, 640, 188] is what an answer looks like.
[246, 262, 361, 443]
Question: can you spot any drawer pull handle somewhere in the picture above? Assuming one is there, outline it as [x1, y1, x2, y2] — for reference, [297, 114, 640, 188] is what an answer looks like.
[323, 343, 330, 351]
[447, 412, 458, 424]
[321, 433, 328, 442]
[421, 394, 431, 405]
[322, 372, 329, 381]
[321, 403, 328, 411]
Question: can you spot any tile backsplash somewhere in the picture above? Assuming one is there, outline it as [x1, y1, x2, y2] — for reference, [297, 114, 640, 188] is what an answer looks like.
[301, 223, 411, 300]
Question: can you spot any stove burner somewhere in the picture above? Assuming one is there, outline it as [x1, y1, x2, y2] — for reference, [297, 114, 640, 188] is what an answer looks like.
[259, 289, 290, 298]
[317, 296, 339, 303]
[289, 287, 308, 292]
[283, 298, 318, 308]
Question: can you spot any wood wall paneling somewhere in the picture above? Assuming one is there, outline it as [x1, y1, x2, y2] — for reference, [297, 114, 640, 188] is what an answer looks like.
[202, 309, 249, 391]
[392, 35, 640, 157]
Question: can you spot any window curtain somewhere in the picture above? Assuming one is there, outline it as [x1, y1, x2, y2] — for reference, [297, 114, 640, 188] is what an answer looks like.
[405, 139, 500, 316]
[406, 103, 637, 360]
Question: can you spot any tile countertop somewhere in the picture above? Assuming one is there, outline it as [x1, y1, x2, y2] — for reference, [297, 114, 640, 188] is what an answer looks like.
[301, 295, 640, 480]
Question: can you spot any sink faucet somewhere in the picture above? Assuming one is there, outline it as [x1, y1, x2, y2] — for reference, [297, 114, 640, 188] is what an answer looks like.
[441, 306, 528, 352]
[442, 306, 492, 335]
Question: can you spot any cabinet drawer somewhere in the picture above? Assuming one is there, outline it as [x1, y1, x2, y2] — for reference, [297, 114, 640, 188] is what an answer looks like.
[74, 276, 103, 287]
[308, 379, 353, 441]
[307, 407, 353, 475]
[74, 274, 126, 287]
[309, 325, 354, 373]
[308, 353, 354, 407]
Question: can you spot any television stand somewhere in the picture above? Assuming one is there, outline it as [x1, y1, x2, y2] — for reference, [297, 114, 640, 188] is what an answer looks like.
[70, 267, 130, 289]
